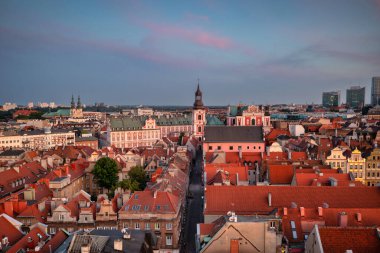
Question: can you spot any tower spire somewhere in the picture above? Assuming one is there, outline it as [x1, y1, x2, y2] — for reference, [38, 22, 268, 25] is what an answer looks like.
[77, 95, 82, 109]
[71, 95, 75, 109]
[194, 80, 204, 109]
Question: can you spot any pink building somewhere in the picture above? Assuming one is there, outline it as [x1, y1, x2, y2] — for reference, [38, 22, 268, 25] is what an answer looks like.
[203, 126, 265, 153]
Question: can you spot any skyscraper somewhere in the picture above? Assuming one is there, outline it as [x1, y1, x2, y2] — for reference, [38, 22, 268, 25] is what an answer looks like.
[322, 91, 340, 108]
[346, 86, 365, 109]
[371, 77, 380, 106]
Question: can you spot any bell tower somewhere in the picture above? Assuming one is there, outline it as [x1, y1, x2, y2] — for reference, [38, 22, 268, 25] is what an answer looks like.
[193, 80, 206, 141]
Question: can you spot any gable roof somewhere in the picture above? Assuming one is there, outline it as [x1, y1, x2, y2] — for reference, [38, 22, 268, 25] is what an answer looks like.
[204, 126, 263, 143]
[0, 214, 24, 246]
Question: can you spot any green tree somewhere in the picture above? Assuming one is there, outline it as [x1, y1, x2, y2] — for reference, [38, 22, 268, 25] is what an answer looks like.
[128, 165, 147, 190]
[92, 157, 118, 193]
[117, 178, 140, 192]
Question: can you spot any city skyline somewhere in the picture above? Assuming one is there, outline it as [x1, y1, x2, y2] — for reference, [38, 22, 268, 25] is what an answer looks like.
[1, 0, 380, 105]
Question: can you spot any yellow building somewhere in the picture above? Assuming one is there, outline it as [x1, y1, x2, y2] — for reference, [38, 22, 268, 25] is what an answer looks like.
[325, 147, 347, 172]
[365, 148, 380, 186]
[347, 148, 366, 184]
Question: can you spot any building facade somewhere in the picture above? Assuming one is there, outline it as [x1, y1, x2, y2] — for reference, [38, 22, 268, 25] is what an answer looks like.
[347, 148, 365, 184]
[322, 91, 340, 107]
[0, 129, 75, 150]
[365, 148, 380, 186]
[371, 76, 380, 106]
[226, 105, 270, 127]
[346, 86, 365, 109]
[324, 147, 347, 171]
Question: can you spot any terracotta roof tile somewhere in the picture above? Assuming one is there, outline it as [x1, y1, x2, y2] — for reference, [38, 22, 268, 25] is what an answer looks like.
[318, 227, 380, 253]
[204, 186, 380, 215]
[268, 165, 294, 184]
[0, 215, 23, 245]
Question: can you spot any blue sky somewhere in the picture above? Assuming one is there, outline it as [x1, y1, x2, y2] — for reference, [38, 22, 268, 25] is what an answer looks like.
[0, 0, 379, 106]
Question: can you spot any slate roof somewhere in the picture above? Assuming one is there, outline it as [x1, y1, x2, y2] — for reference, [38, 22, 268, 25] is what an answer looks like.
[204, 126, 263, 143]
[0, 149, 25, 157]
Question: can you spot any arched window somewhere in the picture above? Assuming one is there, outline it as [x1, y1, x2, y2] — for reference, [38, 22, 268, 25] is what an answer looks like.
[198, 126, 202, 133]
[198, 115, 202, 120]
[251, 119, 256, 125]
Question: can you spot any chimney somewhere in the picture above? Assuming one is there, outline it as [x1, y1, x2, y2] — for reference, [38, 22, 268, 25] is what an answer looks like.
[288, 150, 292, 160]
[329, 177, 338, 187]
[300, 207, 305, 217]
[338, 212, 348, 227]
[283, 207, 288, 216]
[230, 239, 239, 253]
[238, 147, 242, 160]
[356, 213, 362, 222]
[114, 238, 123, 251]
[318, 207, 323, 217]
[153, 190, 158, 199]
[268, 193, 272, 207]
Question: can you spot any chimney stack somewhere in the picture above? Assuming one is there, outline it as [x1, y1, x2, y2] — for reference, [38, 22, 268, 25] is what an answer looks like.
[300, 207, 305, 217]
[339, 212, 348, 227]
[356, 213, 362, 222]
[268, 193, 272, 207]
[283, 207, 288, 216]
[318, 207, 323, 217]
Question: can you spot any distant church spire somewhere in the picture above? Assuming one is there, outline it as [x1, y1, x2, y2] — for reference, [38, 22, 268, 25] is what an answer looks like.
[77, 96, 82, 109]
[71, 95, 75, 109]
[194, 80, 204, 109]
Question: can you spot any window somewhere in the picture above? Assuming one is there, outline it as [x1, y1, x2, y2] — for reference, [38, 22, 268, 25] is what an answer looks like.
[229, 146, 233, 150]
[217, 146, 221, 150]
[135, 223, 140, 229]
[209, 146, 213, 151]
[290, 221, 297, 239]
[145, 223, 150, 230]
[269, 221, 276, 229]
[198, 115, 202, 120]
[166, 223, 172, 230]
[59, 214, 64, 221]
[198, 126, 202, 133]
[49, 227, 56, 234]
[155, 223, 160, 230]
[166, 235, 172, 246]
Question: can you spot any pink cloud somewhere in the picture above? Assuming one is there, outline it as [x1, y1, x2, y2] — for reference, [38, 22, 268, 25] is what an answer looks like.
[0, 25, 207, 69]
[145, 22, 234, 49]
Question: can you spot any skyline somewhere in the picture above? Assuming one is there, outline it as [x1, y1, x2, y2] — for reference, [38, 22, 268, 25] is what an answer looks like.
[1, 0, 380, 105]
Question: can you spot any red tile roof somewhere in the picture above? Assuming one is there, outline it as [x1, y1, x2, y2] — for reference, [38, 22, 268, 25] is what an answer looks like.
[7, 226, 49, 253]
[294, 173, 361, 186]
[204, 186, 380, 215]
[0, 215, 23, 246]
[318, 227, 380, 253]
[266, 129, 291, 141]
[40, 230, 69, 253]
[120, 190, 180, 214]
[205, 164, 248, 183]
[268, 164, 294, 184]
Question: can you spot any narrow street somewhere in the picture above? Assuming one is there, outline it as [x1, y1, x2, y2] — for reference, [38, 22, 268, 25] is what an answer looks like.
[181, 149, 204, 253]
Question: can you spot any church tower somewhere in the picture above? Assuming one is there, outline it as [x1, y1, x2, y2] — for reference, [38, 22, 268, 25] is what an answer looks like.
[193, 81, 206, 141]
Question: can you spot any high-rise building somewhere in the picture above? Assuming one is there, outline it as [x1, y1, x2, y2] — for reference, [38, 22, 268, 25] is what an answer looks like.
[322, 91, 340, 107]
[371, 77, 380, 106]
[346, 86, 365, 109]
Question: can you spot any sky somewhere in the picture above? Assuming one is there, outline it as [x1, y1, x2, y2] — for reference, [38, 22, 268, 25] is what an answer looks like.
[0, 0, 380, 106]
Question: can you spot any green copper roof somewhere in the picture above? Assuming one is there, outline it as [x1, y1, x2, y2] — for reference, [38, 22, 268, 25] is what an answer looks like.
[43, 109, 71, 117]
[206, 115, 224, 126]
[110, 115, 192, 131]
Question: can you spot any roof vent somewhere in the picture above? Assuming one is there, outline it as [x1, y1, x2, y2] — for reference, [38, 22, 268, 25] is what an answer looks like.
[322, 202, 329, 208]
[290, 202, 297, 208]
